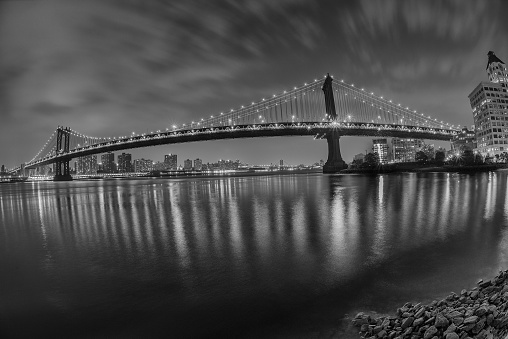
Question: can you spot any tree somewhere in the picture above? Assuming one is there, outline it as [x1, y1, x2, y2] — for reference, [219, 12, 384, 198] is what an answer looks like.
[434, 151, 445, 165]
[415, 151, 428, 164]
[350, 158, 363, 169]
[363, 152, 380, 168]
[420, 144, 435, 161]
[474, 153, 484, 165]
[462, 149, 475, 165]
[500, 152, 508, 163]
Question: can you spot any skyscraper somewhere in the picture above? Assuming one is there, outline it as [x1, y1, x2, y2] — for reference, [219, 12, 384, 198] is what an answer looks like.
[133, 159, 153, 172]
[101, 152, 115, 173]
[194, 158, 202, 171]
[77, 155, 98, 174]
[468, 51, 508, 156]
[392, 138, 424, 162]
[164, 154, 177, 170]
[372, 139, 388, 164]
[118, 153, 132, 173]
[183, 159, 192, 170]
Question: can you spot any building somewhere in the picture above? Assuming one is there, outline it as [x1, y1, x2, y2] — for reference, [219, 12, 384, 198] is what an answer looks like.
[468, 51, 508, 156]
[0, 165, 5, 174]
[194, 158, 202, 171]
[101, 152, 115, 173]
[392, 138, 424, 162]
[164, 154, 177, 170]
[133, 159, 153, 172]
[76, 155, 98, 174]
[118, 153, 132, 173]
[451, 127, 476, 153]
[183, 159, 192, 170]
[372, 139, 388, 164]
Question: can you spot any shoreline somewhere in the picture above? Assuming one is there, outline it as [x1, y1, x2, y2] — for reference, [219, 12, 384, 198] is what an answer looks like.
[340, 164, 505, 175]
[352, 270, 508, 339]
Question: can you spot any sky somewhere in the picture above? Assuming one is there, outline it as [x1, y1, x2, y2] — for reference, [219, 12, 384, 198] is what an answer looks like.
[1, 0, 508, 168]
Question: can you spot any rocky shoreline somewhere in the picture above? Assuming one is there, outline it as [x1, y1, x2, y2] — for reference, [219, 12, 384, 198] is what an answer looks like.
[352, 270, 508, 339]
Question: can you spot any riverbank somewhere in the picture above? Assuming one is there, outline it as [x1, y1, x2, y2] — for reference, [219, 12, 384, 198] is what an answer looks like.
[353, 270, 508, 339]
[341, 163, 506, 174]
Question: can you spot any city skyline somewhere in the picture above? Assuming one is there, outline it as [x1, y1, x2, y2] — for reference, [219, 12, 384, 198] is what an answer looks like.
[1, 1, 508, 168]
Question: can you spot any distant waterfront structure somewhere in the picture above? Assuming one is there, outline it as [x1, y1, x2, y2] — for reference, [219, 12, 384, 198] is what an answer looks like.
[469, 51, 508, 156]
[372, 139, 388, 164]
[118, 153, 132, 173]
[101, 152, 115, 173]
[193, 158, 202, 170]
[451, 127, 476, 153]
[0, 165, 5, 173]
[183, 159, 192, 170]
[133, 159, 153, 172]
[164, 154, 178, 170]
[391, 138, 424, 162]
[77, 155, 98, 174]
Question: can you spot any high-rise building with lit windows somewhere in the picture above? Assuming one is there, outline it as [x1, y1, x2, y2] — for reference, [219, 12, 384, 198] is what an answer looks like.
[468, 51, 508, 156]
[77, 155, 98, 174]
[164, 154, 177, 170]
[183, 159, 192, 170]
[118, 153, 132, 173]
[392, 138, 424, 162]
[372, 139, 388, 164]
[194, 158, 202, 171]
[101, 152, 115, 173]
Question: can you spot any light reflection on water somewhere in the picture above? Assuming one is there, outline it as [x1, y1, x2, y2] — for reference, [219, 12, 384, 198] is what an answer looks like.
[1, 172, 508, 338]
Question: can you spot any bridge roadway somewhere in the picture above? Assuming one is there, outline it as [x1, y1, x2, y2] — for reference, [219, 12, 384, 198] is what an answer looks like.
[26, 121, 456, 169]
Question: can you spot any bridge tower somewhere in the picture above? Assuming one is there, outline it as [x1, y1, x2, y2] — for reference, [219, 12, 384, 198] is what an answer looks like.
[54, 126, 73, 181]
[322, 74, 347, 173]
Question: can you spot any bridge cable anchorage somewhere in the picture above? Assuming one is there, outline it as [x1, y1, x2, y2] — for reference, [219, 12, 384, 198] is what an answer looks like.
[21, 74, 458, 169]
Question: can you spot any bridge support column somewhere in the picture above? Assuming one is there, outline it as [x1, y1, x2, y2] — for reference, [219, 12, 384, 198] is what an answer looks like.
[54, 160, 72, 181]
[323, 130, 347, 173]
[53, 126, 73, 181]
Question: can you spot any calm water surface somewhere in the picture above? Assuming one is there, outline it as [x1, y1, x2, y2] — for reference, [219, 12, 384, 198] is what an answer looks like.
[1, 172, 508, 338]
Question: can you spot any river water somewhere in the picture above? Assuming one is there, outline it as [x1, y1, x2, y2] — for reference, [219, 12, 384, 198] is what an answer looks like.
[1, 172, 508, 338]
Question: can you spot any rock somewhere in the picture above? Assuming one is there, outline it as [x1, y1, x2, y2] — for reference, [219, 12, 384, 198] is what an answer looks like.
[472, 317, 486, 334]
[460, 322, 475, 332]
[414, 317, 425, 327]
[444, 323, 457, 334]
[447, 311, 462, 319]
[463, 315, 478, 324]
[452, 317, 464, 326]
[479, 280, 491, 288]
[402, 317, 414, 330]
[486, 313, 494, 326]
[445, 333, 459, 339]
[471, 291, 479, 299]
[423, 325, 438, 339]
[403, 327, 413, 336]
[415, 307, 426, 319]
[435, 314, 449, 328]
[353, 317, 369, 326]
[373, 325, 383, 334]
[475, 306, 488, 317]
[377, 329, 387, 338]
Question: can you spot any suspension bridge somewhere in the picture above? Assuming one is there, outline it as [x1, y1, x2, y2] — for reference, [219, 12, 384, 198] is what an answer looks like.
[9, 74, 459, 180]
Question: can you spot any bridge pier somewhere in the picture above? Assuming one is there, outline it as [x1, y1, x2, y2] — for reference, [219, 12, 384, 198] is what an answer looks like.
[54, 160, 72, 181]
[323, 131, 348, 173]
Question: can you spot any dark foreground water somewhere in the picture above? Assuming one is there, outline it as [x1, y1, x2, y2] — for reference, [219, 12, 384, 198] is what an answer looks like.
[1, 172, 508, 338]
